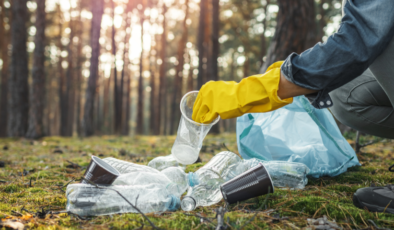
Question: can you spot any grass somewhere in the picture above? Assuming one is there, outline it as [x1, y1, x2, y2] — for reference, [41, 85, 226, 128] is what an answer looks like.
[1, 133, 394, 229]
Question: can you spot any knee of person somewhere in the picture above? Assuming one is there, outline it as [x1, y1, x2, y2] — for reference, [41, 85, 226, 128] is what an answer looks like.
[329, 87, 349, 112]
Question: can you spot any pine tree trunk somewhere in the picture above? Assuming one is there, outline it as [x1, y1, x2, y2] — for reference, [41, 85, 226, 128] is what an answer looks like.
[149, 34, 157, 135]
[8, 0, 29, 137]
[121, 10, 131, 136]
[112, 0, 121, 134]
[259, 0, 270, 68]
[82, 0, 104, 136]
[57, 4, 67, 136]
[75, 2, 84, 137]
[26, 0, 46, 139]
[197, 0, 206, 89]
[260, 0, 316, 72]
[157, 5, 167, 135]
[0, 0, 10, 137]
[65, 16, 75, 136]
[136, 14, 144, 135]
[170, 0, 189, 135]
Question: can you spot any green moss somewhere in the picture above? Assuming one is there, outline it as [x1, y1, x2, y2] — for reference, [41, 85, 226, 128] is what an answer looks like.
[1, 135, 394, 229]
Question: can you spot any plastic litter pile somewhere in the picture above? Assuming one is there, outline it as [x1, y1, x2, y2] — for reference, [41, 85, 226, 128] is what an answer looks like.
[65, 93, 356, 217]
[66, 152, 310, 216]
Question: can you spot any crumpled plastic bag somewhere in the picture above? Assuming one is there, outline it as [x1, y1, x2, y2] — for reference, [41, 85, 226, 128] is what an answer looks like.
[236, 96, 360, 178]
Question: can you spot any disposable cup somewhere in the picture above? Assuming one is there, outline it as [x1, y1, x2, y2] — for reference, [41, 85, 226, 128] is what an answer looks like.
[171, 91, 220, 165]
[81, 156, 120, 185]
[220, 163, 274, 204]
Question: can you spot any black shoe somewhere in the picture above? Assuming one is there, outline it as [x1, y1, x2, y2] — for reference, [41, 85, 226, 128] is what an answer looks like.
[352, 164, 394, 214]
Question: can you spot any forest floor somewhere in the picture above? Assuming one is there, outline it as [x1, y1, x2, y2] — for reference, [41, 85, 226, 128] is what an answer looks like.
[1, 133, 394, 230]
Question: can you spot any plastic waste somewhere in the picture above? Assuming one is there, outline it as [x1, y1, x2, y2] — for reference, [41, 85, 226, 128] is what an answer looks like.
[193, 151, 242, 176]
[103, 157, 159, 174]
[112, 168, 189, 197]
[236, 96, 360, 178]
[222, 158, 310, 189]
[181, 178, 225, 211]
[147, 155, 186, 171]
[171, 91, 220, 165]
[66, 183, 180, 216]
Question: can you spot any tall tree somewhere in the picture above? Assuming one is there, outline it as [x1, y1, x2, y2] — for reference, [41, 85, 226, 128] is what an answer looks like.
[259, 0, 270, 68]
[26, 0, 46, 139]
[261, 0, 316, 72]
[57, 4, 66, 136]
[136, 10, 145, 135]
[8, 0, 29, 137]
[169, 0, 189, 134]
[157, 4, 167, 135]
[0, 0, 10, 137]
[64, 7, 76, 136]
[197, 0, 207, 89]
[75, 0, 84, 136]
[82, 0, 104, 136]
[111, 0, 122, 134]
[121, 7, 132, 136]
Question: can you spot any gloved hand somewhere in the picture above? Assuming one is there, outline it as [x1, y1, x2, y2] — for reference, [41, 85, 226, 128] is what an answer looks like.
[192, 61, 293, 124]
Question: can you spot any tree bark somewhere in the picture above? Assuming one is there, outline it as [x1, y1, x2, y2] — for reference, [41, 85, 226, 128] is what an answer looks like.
[170, 0, 189, 135]
[157, 4, 167, 135]
[259, 0, 270, 68]
[8, 0, 29, 137]
[136, 14, 144, 135]
[197, 0, 206, 89]
[64, 11, 76, 136]
[82, 0, 104, 136]
[111, 0, 121, 134]
[260, 0, 316, 72]
[75, 1, 84, 136]
[26, 0, 46, 139]
[149, 32, 157, 135]
[57, 4, 66, 136]
[121, 10, 132, 136]
[0, 0, 10, 137]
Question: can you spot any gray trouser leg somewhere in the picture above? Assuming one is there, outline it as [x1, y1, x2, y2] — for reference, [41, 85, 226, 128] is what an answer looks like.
[329, 38, 394, 139]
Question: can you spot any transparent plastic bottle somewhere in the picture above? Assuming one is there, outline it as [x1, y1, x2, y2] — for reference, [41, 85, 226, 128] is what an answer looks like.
[148, 155, 186, 171]
[198, 151, 242, 175]
[181, 178, 225, 211]
[103, 157, 159, 174]
[66, 183, 180, 216]
[222, 159, 310, 189]
[112, 169, 188, 197]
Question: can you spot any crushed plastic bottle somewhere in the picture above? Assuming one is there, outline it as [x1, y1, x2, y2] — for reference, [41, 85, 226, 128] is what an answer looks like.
[148, 155, 186, 171]
[103, 157, 159, 174]
[195, 151, 242, 176]
[222, 158, 310, 189]
[112, 168, 188, 197]
[181, 178, 225, 211]
[66, 183, 180, 216]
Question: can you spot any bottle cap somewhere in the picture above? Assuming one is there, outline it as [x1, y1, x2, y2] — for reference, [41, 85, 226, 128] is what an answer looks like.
[220, 163, 274, 204]
[167, 195, 181, 211]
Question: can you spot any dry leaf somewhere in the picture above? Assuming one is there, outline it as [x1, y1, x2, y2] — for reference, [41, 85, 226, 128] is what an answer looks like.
[0, 219, 25, 230]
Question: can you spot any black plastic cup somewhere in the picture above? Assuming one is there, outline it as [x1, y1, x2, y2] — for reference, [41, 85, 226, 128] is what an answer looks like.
[75, 156, 120, 207]
[220, 163, 274, 204]
[81, 156, 120, 185]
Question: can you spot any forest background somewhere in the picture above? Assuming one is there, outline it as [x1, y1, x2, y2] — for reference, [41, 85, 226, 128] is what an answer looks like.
[0, 0, 343, 138]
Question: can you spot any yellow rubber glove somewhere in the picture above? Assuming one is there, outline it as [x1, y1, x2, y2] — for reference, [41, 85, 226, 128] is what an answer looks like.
[192, 61, 293, 124]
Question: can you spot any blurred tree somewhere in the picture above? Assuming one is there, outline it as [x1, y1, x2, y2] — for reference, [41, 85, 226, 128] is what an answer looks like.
[121, 2, 133, 136]
[170, 0, 189, 134]
[112, 0, 121, 134]
[8, 0, 29, 137]
[136, 5, 145, 135]
[157, 3, 167, 135]
[63, 4, 76, 136]
[83, 0, 104, 136]
[26, 0, 46, 139]
[0, 0, 10, 137]
[197, 0, 207, 89]
[261, 0, 316, 71]
[57, 4, 66, 136]
[75, 0, 84, 136]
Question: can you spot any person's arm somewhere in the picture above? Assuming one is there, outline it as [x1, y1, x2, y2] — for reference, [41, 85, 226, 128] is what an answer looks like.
[281, 0, 394, 108]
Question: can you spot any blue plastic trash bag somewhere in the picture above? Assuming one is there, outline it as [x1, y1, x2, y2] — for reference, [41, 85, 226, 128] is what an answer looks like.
[236, 96, 360, 178]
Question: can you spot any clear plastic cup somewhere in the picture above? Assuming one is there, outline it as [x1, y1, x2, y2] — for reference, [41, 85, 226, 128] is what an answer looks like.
[171, 91, 220, 165]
